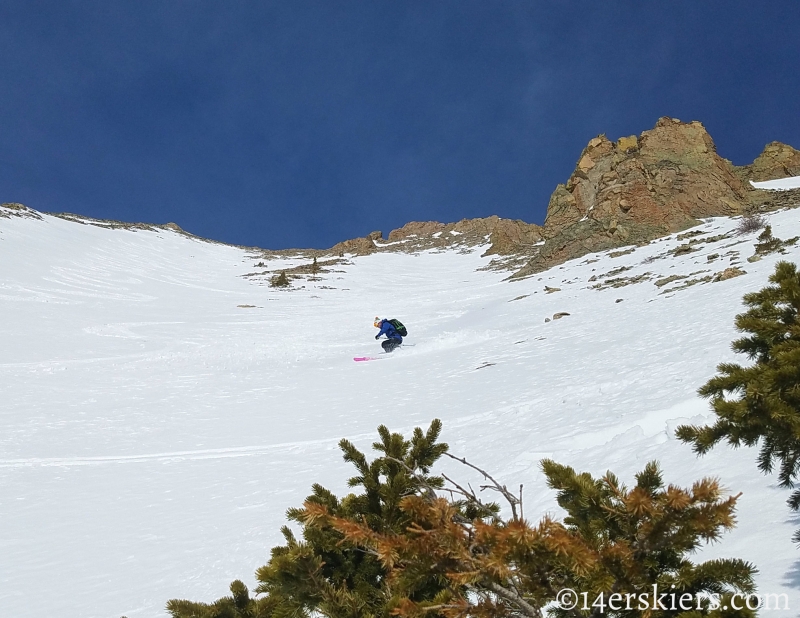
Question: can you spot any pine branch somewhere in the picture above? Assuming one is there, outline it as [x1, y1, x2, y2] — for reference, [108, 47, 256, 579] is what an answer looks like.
[384, 456, 439, 500]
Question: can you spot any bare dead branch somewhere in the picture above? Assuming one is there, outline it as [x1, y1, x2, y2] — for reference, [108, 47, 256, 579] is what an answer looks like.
[485, 581, 543, 617]
[445, 452, 520, 520]
[384, 456, 438, 500]
[441, 473, 501, 521]
[416, 603, 468, 613]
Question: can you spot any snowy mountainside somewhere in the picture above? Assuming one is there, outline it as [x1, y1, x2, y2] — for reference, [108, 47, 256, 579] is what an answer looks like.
[2, 196, 800, 617]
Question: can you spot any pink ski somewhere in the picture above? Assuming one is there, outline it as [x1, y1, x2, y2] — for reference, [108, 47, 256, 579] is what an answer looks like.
[353, 356, 381, 362]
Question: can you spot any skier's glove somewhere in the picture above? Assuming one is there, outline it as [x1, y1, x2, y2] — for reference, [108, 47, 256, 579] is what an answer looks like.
[375, 334, 380, 340]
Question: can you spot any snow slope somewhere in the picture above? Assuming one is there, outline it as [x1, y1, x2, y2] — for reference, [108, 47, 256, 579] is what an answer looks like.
[3, 205, 800, 616]
[751, 175, 800, 190]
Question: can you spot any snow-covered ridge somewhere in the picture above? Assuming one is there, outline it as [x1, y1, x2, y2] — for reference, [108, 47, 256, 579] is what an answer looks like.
[3, 207, 800, 617]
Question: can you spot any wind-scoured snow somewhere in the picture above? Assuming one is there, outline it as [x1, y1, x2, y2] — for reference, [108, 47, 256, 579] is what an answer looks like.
[3, 207, 800, 617]
[751, 175, 800, 190]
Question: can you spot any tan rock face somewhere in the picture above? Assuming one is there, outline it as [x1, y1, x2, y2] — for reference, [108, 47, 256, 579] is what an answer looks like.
[738, 142, 800, 182]
[322, 216, 540, 258]
[588, 119, 744, 225]
[483, 219, 543, 256]
[617, 135, 638, 152]
[10, 115, 798, 283]
[258, 119, 798, 272]
[384, 215, 542, 256]
[387, 220, 449, 240]
[328, 235, 377, 256]
[518, 117, 753, 276]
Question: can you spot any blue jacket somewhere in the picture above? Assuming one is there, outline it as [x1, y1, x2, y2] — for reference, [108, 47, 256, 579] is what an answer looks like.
[377, 320, 403, 341]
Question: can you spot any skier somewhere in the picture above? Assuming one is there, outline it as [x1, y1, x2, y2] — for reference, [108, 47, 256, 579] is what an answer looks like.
[374, 317, 405, 353]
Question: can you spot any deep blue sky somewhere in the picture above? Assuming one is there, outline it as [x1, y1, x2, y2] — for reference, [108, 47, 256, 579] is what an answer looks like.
[1, 2, 798, 249]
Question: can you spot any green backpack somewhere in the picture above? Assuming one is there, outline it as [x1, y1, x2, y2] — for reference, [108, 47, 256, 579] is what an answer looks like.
[388, 318, 408, 337]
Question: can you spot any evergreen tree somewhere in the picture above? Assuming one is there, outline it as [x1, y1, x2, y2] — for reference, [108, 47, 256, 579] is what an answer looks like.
[677, 260, 800, 539]
[749, 225, 799, 258]
[311, 257, 319, 275]
[167, 580, 280, 618]
[321, 458, 754, 617]
[270, 271, 290, 288]
[753, 225, 782, 256]
[167, 420, 449, 618]
[542, 460, 755, 618]
[168, 422, 755, 618]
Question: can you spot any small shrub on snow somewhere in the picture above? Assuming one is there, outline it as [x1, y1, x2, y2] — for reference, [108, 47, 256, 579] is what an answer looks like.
[735, 213, 767, 236]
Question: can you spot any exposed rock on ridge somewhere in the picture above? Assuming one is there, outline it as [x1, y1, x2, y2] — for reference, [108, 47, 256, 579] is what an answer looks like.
[515, 117, 756, 277]
[315, 118, 799, 276]
[1, 202, 43, 220]
[387, 216, 542, 255]
[737, 142, 800, 183]
[5, 119, 799, 280]
[315, 216, 543, 260]
[327, 233, 380, 256]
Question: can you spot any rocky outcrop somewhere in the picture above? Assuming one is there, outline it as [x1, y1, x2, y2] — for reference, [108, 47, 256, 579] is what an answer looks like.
[514, 117, 782, 277]
[385, 215, 542, 256]
[7, 118, 799, 280]
[737, 142, 800, 183]
[387, 220, 451, 241]
[241, 120, 800, 272]
[318, 120, 798, 273]
[483, 218, 543, 256]
[713, 267, 746, 282]
[328, 234, 378, 256]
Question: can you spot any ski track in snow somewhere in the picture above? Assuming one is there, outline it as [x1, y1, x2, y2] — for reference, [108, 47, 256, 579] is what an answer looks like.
[3, 203, 800, 616]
